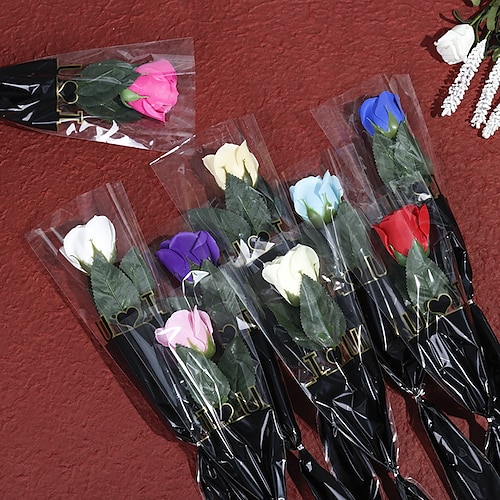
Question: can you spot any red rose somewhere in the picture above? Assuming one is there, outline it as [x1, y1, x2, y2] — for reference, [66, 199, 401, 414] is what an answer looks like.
[373, 204, 430, 264]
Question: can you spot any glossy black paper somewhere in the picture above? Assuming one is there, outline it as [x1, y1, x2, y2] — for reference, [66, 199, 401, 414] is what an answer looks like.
[418, 398, 500, 500]
[318, 414, 381, 500]
[0, 59, 60, 130]
[197, 408, 287, 500]
[105, 309, 288, 499]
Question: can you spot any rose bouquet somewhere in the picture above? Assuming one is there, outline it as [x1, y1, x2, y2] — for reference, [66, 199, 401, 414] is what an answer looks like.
[153, 117, 428, 498]
[312, 74, 500, 473]
[26, 182, 299, 499]
[0, 39, 194, 150]
[291, 152, 498, 498]
[434, 0, 500, 137]
[150, 116, 387, 499]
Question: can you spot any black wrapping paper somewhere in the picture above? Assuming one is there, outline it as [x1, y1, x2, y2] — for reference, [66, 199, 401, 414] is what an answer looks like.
[0, 59, 60, 130]
[100, 301, 289, 499]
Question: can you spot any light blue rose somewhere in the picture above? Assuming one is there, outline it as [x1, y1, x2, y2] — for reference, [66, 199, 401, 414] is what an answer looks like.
[289, 171, 343, 226]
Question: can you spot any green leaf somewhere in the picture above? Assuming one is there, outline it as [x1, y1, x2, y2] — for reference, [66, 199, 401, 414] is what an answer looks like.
[218, 335, 256, 398]
[405, 240, 454, 311]
[187, 206, 252, 249]
[300, 276, 346, 349]
[334, 202, 372, 271]
[393, 122, 432, 185]
[487, 4, 499, 32]
[119, 246, 156, 296]
[176, 346, 231, 407]
[372, 130, 398, 185]
[225, 174, 273, 235]
[75, 60, 142, 122]
[267, 301, 321, 351]
[90, 251, 141, 319]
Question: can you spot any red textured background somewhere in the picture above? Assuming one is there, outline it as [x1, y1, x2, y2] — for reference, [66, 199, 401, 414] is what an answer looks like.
[1, 1, 499, 498]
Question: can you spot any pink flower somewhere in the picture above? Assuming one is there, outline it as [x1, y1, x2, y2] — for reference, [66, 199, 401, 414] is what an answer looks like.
[121, 59, 179, 122]
[155, 306, 216, 358]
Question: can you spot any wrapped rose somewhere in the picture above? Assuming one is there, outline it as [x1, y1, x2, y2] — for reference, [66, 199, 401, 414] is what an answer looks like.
[359, 91, 405, 138]
[289, 171, 343, 226]
[202, 141, 259, 190]
[262, 244, 320, 306]
[60, 215, 116, 273]
[373, 204, 430, 265]
[120, 59, 179, 122]
[155, 306, 216, 358]
[156, 230, 220, 281]
[434, 24, 475, 65]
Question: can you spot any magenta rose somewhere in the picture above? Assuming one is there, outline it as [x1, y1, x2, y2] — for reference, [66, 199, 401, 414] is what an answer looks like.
[155, 307, 216, 358]
[120, 59, 178, 122]
[156, 230, 220, 281]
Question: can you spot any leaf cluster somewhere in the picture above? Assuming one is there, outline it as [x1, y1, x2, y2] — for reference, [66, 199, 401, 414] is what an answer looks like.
[372, 122, 431, 189]
[75, 59, 142, 122]
[90, 246, 156, 320]
[267, 275, 346, 352]
[186, 174, 277, 252]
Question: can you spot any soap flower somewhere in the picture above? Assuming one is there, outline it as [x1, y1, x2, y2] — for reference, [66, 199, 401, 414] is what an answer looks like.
[202, 141, 259, 190]
[60, 215, 116, 273]
[434, 24, 475, 65]
[373, 204, 430, 265]
[289, 171, 343, 226]
[156, 230, 220, 281]
[262, 244, 320, 306]
[359, 91, 405, 138]
[155, 306, 216, 358]
[120, 59, 178, 122]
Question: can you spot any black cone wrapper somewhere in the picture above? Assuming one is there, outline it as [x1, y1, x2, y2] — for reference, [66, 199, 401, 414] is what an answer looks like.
[0, 59, 60, 130]
[106, 313, 199, 443]
[104, 309, 288, 498]
[297, 446, 357, 500]
[197, 408, 287, 500]
[309, 292, 396, 468]
[248, 328, 302, 450]
[417, 398, 500, 500]
[318, 414, 382, 500]
[433, 195, 500, 469]
[248, 327, 351, 498]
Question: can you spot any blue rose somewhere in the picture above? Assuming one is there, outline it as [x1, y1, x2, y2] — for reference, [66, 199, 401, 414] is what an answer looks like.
[359, 91, 405, 138]
[156, 230, 220, 281]
[289, 171, 343, 226]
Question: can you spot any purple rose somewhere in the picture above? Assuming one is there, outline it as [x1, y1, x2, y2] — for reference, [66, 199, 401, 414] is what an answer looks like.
[156, 230, 220, 281]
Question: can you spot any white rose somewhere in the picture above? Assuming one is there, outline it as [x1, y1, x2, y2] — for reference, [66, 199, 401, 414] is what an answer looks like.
[435, 24, 475, 65]
[262, 244, 320, 306]
[60, 215, 116, 273]
[202, 140, 259, 190]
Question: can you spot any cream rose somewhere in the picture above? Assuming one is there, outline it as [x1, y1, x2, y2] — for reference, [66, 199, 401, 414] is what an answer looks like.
[262, 244, 320, 306]
[202, 140, 259, 190]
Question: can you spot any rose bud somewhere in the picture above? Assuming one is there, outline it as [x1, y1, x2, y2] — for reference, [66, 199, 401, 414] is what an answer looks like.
[359, 91, 406, 138]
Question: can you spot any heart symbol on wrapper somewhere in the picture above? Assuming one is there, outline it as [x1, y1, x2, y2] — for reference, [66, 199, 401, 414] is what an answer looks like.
[427, 294, 453, 315]
[116, 306, 141, 328]
[58, 80, 78, 105]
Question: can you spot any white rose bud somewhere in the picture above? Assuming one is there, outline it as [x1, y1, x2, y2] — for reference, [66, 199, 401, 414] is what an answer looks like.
[60, 215, 117, 273]
[262, 244, 320, 306]
[202, 140, 259, 190]
[435, 24, 475, 65]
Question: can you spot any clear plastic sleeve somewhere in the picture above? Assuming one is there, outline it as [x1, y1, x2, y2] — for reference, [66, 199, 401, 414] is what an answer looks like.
[26, 182, 291, 499]
[0, 39, 195, 151]
[311, 74, 500, 474]
[287, 149, 500, 499]
[150, 117, 385, 498]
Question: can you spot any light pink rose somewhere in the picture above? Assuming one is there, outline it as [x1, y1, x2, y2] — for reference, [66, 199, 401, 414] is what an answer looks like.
[122, 59, 179, 122]
[155, 306, 216, 358]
